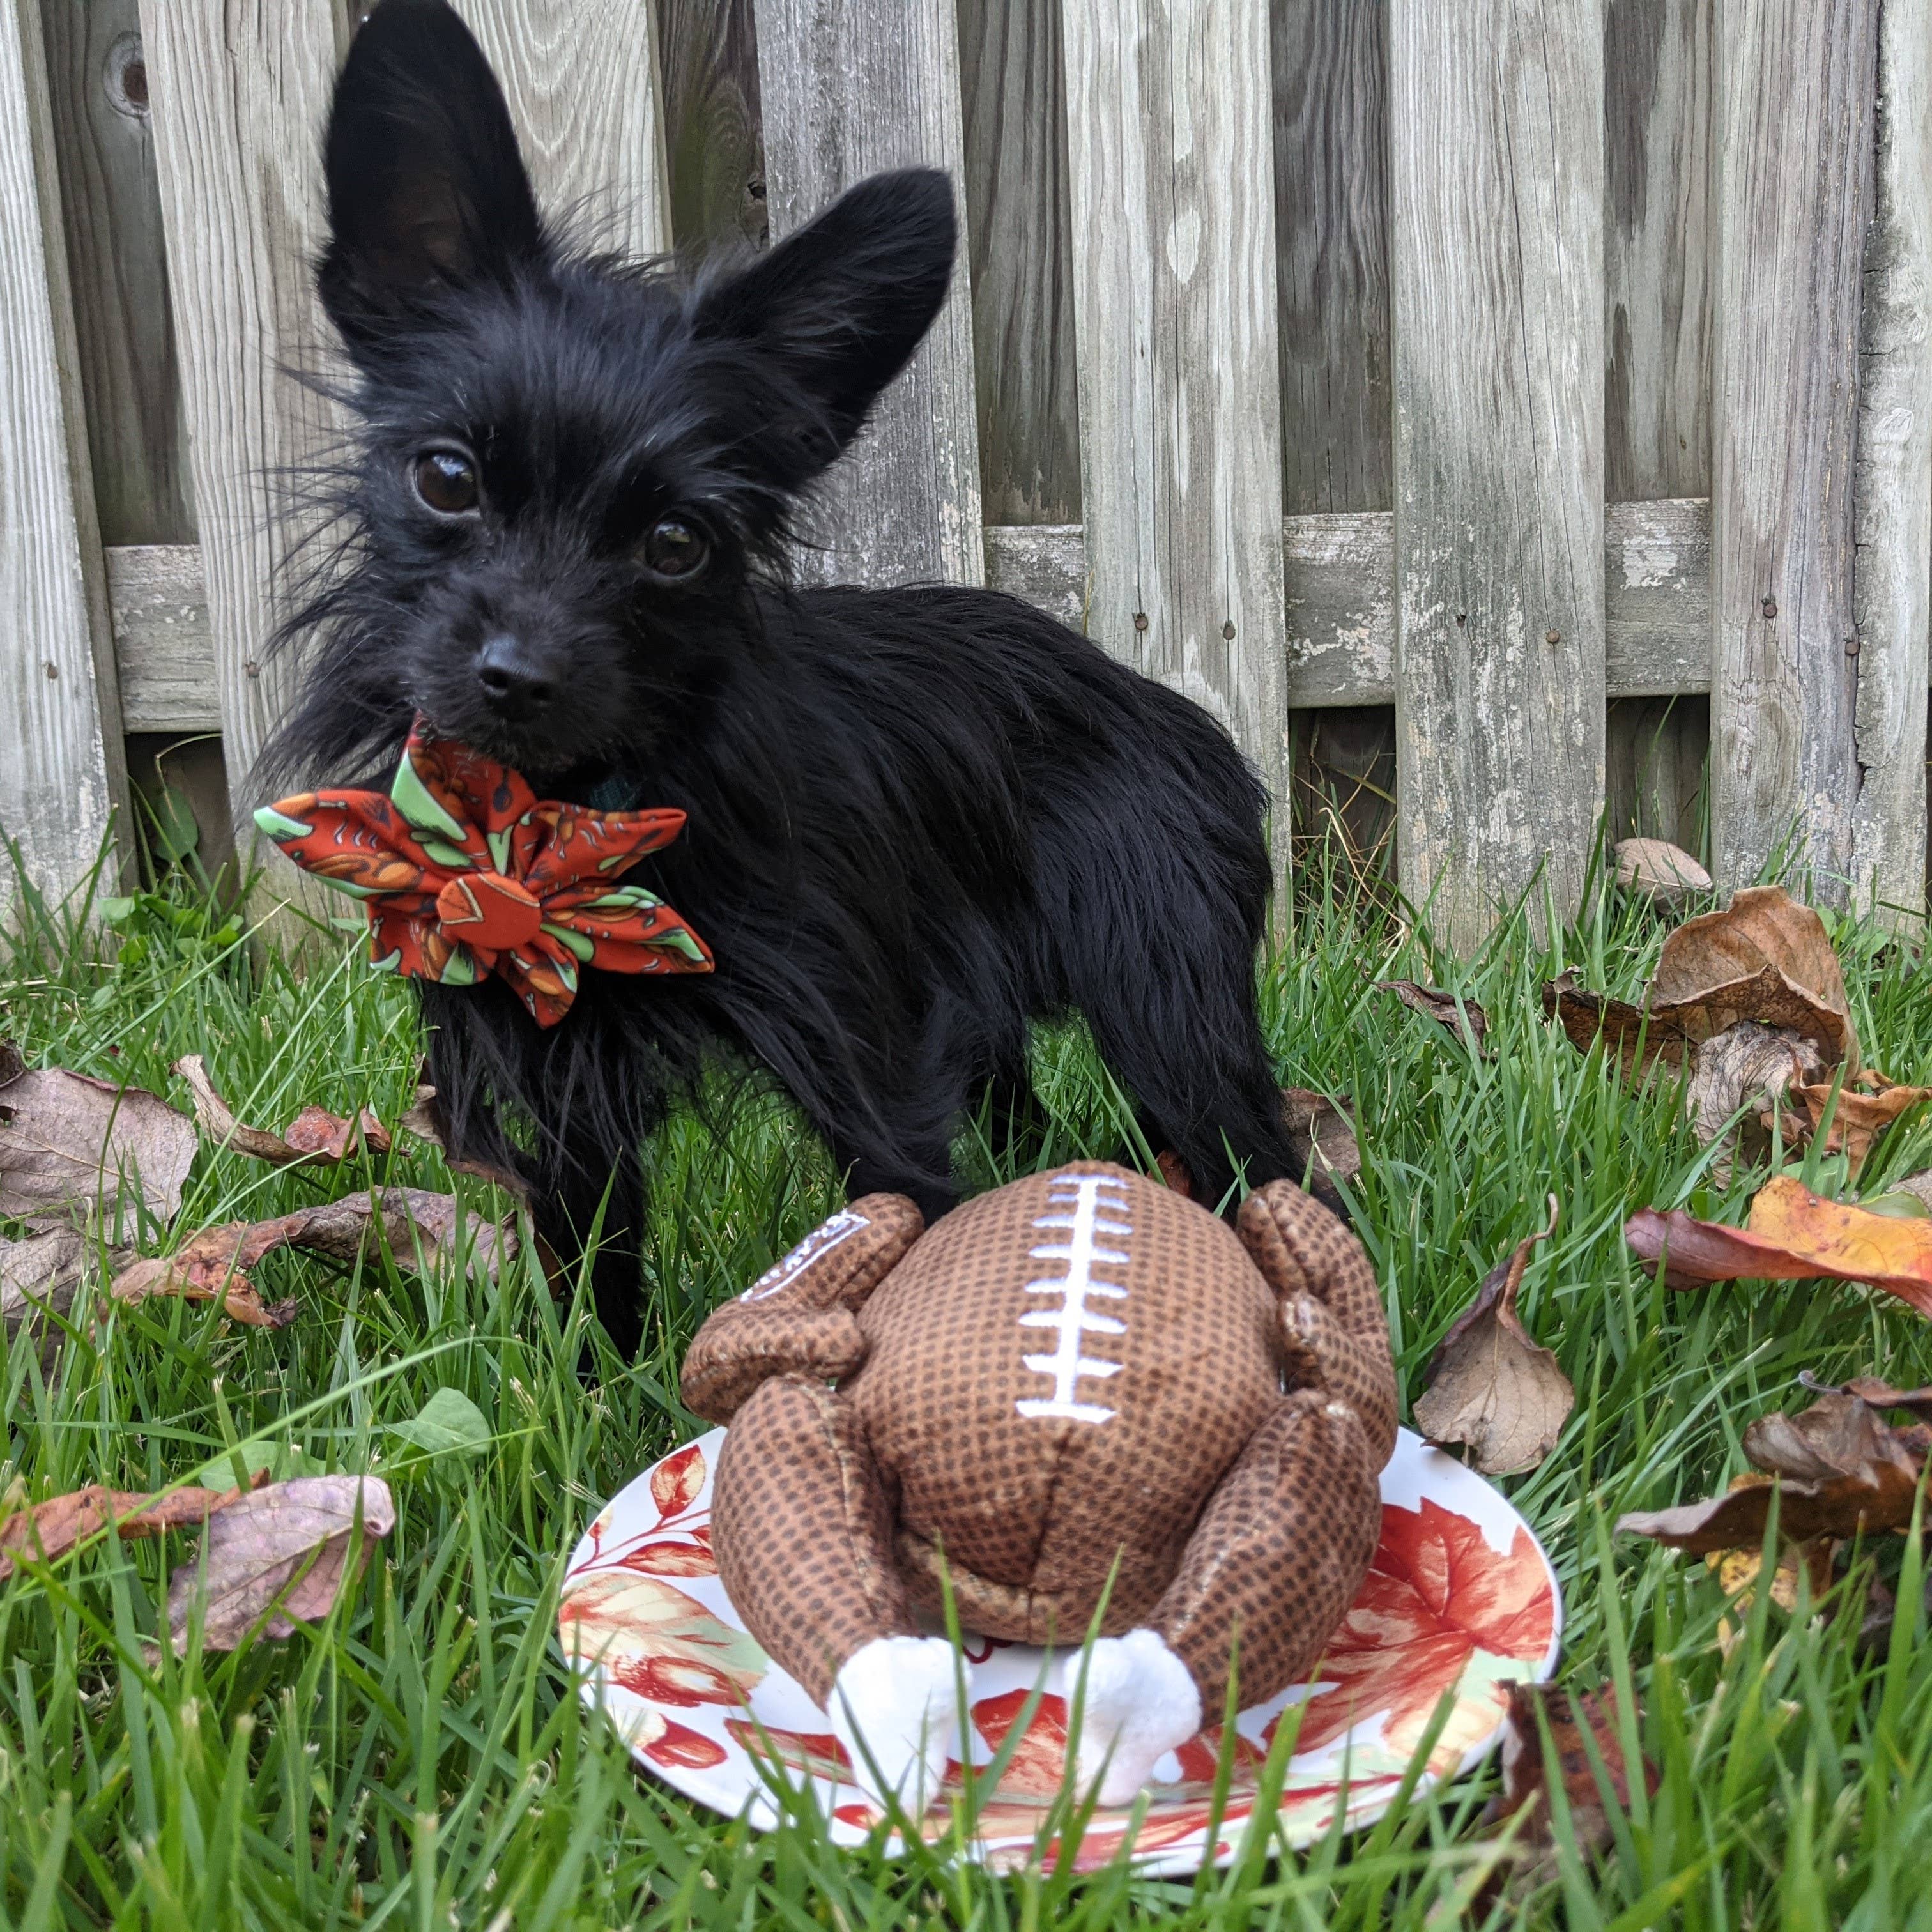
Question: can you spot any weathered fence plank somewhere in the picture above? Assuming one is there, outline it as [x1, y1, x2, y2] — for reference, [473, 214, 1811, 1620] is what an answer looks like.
[116, 500, 1719, 734]
[751, 0, 983, 587]
[1709, 0, 1878, 896]
[1273, 0, 1395, 871]
[37, 0, 195, 549]
[958, 0, 1082, 526]
[0, 0, 127, 912]
[108, 545, 214, 735]
[656, 0, 767, 250]
[450, 1, 669, 260]
[138, 0, 346, 864]
[1059, 0, 1291, 882]
[1849, 4, 1932, 918]
[1604, 0, 1713, 854]
[1389, 0, 1606, 949]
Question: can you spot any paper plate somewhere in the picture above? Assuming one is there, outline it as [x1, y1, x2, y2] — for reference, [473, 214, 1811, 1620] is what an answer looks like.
[559, 1426, 1561, 1876]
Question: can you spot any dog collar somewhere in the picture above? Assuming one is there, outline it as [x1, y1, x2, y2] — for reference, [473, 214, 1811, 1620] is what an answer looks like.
[254, 717, 712, 1028]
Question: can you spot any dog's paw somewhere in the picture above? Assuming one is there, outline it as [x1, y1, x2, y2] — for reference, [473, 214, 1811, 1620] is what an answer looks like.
[830, 1636, 960, 1815]
[1068, 1630, 1203, 1807]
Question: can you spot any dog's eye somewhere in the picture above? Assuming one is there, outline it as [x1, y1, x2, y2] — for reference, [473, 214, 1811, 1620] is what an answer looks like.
[640, 516, 709, 581]
[412, 450, 480, 517]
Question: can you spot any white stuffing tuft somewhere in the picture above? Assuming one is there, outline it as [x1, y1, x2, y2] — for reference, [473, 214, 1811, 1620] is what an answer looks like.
[829, 1636, 960, 1815]
[1067, 1630, 1204, 1807]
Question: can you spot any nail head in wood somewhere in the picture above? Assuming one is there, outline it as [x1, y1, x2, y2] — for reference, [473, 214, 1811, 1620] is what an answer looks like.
[1133, 611, 1149, 632]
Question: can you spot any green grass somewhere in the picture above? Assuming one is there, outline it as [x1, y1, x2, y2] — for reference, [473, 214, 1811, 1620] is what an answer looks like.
[8, 849, 1932, 1929]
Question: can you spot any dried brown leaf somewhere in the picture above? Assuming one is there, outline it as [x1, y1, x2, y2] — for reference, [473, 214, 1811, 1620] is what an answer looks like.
[109, 1188, 516, 1329]
[1647, 884, 1859, 1074]
[1617, 1393, 1927, 1551]
[0, 1062, 195, 1230]
[1779, 1073, 1932, 1181]
[1475, 1682, 1657, 1904]
[1541, 974, 1693, 1077]
[1374, 980, 1487, 1045]
[1413, 1197, 1573, 1475]
[0, 1041, 22, 1086]
[393, 1077, 530, 1202]
[1801, 1370, 1932, 1421]
[0, 1469, 267, 1582]
[165, 1475, 395, 1651]
[1613, 838, 1711, 905]
[1280, 1087, 1360, 1186]
[172, 1055, 390, 1167]
[1685, 1021, 1827, 1182]
[111, 1226, 302, 1328]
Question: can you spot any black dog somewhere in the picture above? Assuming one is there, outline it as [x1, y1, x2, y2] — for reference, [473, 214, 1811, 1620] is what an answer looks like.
[268, 0, 1308, 1358]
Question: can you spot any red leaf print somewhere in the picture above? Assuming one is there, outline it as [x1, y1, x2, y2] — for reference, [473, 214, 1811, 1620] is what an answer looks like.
[724, 1719, 853, 1784]
[1054, 1802, 1247, 1874]
[618, 1538, 716, 1577]
[1172, 1724, 1266, 1788]
[972, 1689, 1071, 1797]
[1273, 1498, 1554, 1762]
[611, 1655, 747, 1707]
[643, 1717, 726, 1770]
[651, 1443, 707, 1522]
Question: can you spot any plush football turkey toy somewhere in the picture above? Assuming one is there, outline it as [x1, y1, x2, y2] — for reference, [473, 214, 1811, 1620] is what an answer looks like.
[681, 1162, 1397, 1812]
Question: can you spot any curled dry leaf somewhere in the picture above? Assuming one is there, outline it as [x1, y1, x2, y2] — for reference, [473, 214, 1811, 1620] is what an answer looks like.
[1775, 1073, 1932, 1181]
[0, 1469, 268, 1582]
[1413, 1197, 1573, 1475]
[1800, 1370, 1932, 1421]
[1613, 837, 1711, 905]
[1541, 974, 1694, 1078]
[1374, 980, 1487, 1046]
[1476, 1682, 1657, 1905]
[1616, 1392, 1927, 1552]
[394, 1073, 530, 1203]
[1547, 892, 1862, 1161]
[110, 1188, 516, 1328]
[1685, 1021, 1826, 1181]
[1280, 1086, 1360, 1189]
[0, 1059, 195, 1230]
[1, 1226, 87, 1330]
[111, 1227, 302, 1328]
[1648, 885, 1858, 1074]
[172, 1055, 390, 1168]
[1625, 1176, 1932, 1321]
[165, 1475, 395, 1652]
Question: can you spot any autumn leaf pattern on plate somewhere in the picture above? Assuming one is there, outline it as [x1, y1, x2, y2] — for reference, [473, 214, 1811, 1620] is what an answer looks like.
[560, 1429, 1560, 1877]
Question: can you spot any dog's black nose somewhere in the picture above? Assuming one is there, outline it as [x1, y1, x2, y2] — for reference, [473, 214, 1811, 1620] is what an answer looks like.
[475, 634, 553, 711]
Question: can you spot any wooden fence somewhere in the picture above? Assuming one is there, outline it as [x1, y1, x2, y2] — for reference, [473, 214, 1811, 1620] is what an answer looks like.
[3, 0, 1929, 952]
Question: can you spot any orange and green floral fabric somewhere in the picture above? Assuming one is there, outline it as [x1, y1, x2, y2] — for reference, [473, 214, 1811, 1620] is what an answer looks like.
[255, 720, 712, 1027]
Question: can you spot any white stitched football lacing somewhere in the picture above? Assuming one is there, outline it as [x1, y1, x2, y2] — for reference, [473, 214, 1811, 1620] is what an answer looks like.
[1015, 1173, 1131, 1425]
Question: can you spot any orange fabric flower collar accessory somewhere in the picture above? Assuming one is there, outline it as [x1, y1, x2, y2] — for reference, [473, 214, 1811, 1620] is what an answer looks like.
[254, 719, 712, 1027]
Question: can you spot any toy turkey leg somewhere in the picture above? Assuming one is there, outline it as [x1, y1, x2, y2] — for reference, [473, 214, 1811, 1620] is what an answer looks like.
[1237, 1181, 1399, 1462]
[711, 1374, 958, 1813]
[680, 1193, 924, 1423]
[1145, 1386, 1383, 1713]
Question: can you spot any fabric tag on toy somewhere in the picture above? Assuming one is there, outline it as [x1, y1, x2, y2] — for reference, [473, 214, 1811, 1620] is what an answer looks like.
[255, 716, 712, 1027]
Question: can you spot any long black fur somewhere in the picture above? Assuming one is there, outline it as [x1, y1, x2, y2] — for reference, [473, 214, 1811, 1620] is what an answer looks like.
[269, 0, 1308, 1358]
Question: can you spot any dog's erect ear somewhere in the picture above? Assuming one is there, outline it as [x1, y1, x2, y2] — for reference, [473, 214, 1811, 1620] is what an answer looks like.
[693, 169, 956, 477]
[319, 0, 542, 360]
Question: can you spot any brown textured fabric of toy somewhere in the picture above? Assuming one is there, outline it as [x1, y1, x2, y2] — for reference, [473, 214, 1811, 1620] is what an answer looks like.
[685, 1161, 1397, 1721]
[681, 1193, 923, 1424]
[853, 1165, 1280, 1641]
[710, 1372, 917, 1707]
